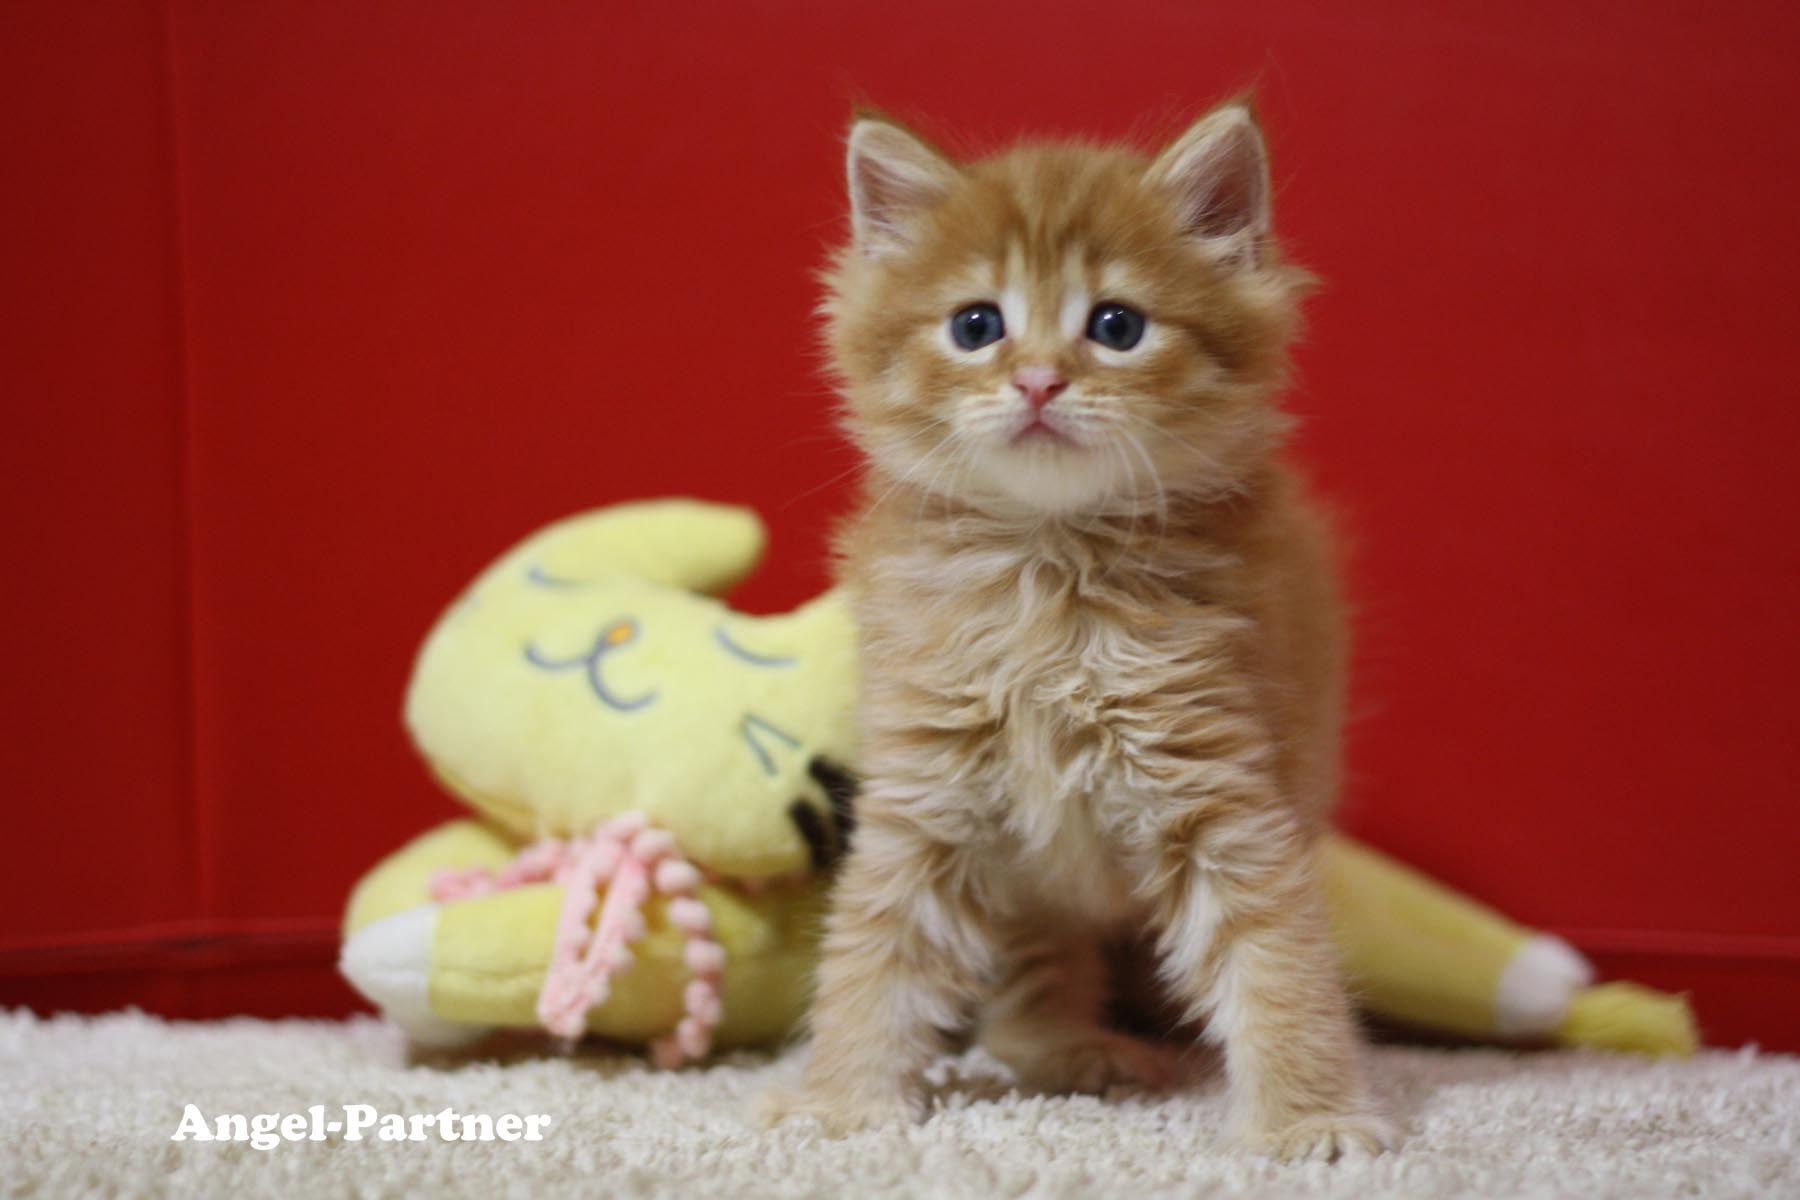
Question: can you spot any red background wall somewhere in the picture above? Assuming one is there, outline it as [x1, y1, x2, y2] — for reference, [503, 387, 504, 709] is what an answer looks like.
[4, 1, 1797, 1048]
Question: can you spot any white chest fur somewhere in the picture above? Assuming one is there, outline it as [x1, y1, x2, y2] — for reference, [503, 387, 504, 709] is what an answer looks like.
[865, 530, 1240, 921]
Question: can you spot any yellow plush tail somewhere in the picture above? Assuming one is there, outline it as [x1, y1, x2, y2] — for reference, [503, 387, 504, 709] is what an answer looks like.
[1558, 981, 1698, 1057]
[1321, 835, 1697, 1056]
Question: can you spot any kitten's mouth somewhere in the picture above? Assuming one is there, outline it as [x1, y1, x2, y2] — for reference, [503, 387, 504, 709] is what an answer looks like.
[1010, 416, 1077, 447]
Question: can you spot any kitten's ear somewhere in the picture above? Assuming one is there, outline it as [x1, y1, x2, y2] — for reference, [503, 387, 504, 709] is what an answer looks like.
[846, 117, 957, 257]
[1149, 103, 1272, 266]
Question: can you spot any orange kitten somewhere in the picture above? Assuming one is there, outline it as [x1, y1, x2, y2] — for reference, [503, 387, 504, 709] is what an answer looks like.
[764, 101, 1393, 1161]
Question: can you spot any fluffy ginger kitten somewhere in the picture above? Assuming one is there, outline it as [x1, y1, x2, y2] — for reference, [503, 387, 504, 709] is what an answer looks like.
[763, 101, 1394, 1162]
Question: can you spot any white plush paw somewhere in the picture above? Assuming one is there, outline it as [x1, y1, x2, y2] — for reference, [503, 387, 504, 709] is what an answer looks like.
[338, 904, 488, 1050]
[1005, 1031, 1181, 1096]
[757, 1081, 920, 1136]
[1254, 1111, 1397, 1163]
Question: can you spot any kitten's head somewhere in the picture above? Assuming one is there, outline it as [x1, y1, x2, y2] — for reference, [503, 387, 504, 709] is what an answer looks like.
[825, 102, 1311, 516]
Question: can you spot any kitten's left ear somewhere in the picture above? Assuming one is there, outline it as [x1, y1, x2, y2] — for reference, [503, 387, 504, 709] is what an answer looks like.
[1149, 103, 1272, 267]
[846, 117, 958, 257]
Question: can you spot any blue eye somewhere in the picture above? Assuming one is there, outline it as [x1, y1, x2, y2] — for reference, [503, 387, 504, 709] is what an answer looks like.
[1086, 303, 1146, 351]
[949, 303, 1005, 350]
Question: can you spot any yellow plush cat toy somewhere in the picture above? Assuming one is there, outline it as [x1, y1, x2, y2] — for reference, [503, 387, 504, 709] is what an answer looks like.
[340, 501, 856, 1063]
[340, 500, 1696, 1061]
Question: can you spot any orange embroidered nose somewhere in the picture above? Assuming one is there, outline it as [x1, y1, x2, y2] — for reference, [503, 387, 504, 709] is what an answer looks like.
[1013, 366, 1068, 409]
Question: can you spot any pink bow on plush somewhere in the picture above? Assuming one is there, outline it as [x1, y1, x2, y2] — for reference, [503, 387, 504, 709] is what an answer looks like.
[430, 812, 727, 1067]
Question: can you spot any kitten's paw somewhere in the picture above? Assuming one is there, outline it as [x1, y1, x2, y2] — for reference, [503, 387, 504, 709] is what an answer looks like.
[1253, 1111, 1397, 1163]
[757, 1081, 919, 1136]
[1002, 1031, 1180, 1096]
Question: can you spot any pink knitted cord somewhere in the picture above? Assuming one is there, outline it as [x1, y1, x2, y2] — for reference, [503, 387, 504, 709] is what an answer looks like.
[427, 811, 725, 1067]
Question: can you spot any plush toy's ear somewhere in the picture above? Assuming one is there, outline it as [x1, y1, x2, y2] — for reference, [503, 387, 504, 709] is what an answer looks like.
[846, 116, 958, 257]
[523, 500, 766, 597]
[1149, 101, 1272, 268]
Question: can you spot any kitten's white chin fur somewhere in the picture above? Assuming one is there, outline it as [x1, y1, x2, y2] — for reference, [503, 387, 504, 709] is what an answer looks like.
[973, 444, 1123, 514]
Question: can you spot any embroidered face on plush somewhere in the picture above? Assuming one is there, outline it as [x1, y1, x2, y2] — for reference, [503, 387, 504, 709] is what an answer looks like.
[825, 104, 1312, 516]
[403, 502, 863, 880]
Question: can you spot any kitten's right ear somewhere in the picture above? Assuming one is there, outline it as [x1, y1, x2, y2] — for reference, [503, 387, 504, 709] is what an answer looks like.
[846, 118, 956, 257]
[1150, 102, 1272, 267]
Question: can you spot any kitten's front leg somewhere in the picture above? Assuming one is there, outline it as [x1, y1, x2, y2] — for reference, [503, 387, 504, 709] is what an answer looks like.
[761, 802, 997, 1136]
[1153, 815, 1394, 1162]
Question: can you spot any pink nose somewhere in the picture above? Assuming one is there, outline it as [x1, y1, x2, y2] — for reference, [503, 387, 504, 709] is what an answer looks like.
[1013, 367, 1068, 409]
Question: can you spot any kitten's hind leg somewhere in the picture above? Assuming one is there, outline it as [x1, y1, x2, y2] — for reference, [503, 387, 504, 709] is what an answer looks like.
[979, 927, 1181, 1096]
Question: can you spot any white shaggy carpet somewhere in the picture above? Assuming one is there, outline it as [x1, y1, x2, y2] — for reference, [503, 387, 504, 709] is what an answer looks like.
[3, 1011, 1797, 1199]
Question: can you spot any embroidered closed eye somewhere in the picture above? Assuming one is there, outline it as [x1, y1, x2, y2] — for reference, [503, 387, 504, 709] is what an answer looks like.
[714, 624, 797, 668]
[525, 563, 592, 589]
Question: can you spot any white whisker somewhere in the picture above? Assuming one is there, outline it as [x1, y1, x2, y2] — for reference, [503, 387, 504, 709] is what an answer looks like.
[864, 433, 957, 521]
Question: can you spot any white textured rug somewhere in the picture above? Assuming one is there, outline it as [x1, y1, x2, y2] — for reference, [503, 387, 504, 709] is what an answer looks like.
[3, 1010, 1797, 1199]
